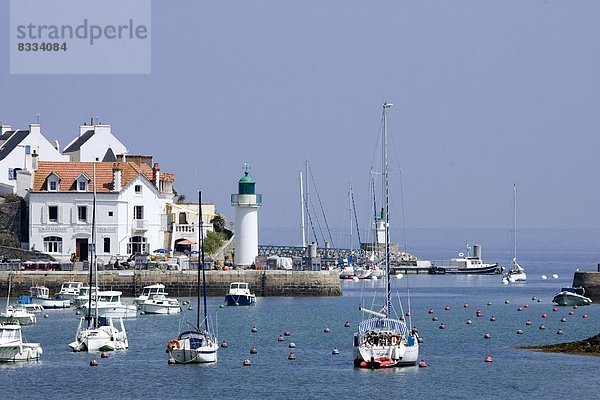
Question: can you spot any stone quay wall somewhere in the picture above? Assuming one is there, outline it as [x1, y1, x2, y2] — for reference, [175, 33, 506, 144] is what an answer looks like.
[0, 270, 342, 297]
[573, 271, 600, 302]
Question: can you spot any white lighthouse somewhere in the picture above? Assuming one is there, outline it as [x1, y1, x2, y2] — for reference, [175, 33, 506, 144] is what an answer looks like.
[231, 164, 262, 268]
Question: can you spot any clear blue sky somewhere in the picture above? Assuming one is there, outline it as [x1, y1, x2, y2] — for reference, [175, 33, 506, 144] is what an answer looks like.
[2, 1, 600, 238]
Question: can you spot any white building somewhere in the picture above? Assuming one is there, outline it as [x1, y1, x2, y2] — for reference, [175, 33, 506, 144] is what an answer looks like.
[166, 202, 215, 253]
[0, 122, 67, 196]
[231, 169, 262, 267]
[62, 120, 127, 162]
[27, 160, 174, 263]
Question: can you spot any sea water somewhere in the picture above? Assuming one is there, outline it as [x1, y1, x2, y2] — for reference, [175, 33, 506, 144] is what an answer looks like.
[1, 229, 599, 400]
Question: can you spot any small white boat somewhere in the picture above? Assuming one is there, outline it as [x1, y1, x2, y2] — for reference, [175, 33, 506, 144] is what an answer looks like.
[140, 294, 181, 314]
[72, 286, 99, 309]
[224, 282, 256, 306]
[81, 290, 137, 319]
[552, 287, 592, 306]
[69, 316, 129, 352]
[430, 244, 501, 275]
[29, 285, 71, 309]
[134, 284, 167, 306]
[0, 324, 43, 362]
[502, 184, 527, 284]
[0, 305, 37, 326]
[167, 191, 218, 364]
[57, 281, 84, 303]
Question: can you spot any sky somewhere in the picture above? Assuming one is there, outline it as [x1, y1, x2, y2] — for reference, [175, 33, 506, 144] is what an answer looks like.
[2, 0, 600, 246]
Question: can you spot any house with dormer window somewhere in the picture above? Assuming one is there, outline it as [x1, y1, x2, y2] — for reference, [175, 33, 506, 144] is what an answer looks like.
[27, 160, 175, 263]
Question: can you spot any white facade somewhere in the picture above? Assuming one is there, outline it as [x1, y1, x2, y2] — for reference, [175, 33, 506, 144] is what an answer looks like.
[0, 123, 67, 195]
[28, 162, 173, 264]
[167, 203, 215, 253]
[63, 123, 127, 162]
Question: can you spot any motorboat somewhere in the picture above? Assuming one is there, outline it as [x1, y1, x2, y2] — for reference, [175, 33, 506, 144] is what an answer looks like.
[72, 286, 99, 309]
[81, 290, 137, 319]
[69, 316, 129, 352]
[0, 324, 43, 362]
[552, 287, 592, 306]
[429, 244, 501, 274]
[29, 285, 71, 308]
[135, 284, 167, 306]
[140, 294, 181, 314]
[167, 190, 218, 364]
[0, 305, 37, 326]
[353, 103, 419, 369]
[57, 281, 84, 303]
[225, 282, 256, 306]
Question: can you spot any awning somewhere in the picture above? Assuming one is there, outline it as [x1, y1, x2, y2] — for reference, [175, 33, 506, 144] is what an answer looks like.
[178, 239, 196, 245]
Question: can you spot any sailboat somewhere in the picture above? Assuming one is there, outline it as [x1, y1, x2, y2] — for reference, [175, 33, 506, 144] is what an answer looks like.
[502, 183, 526, 284]
[69, 161, 128, 352]
[0, 273, 37, 326]
[353, 102, 419, 369]
[166, 190, 218, 364]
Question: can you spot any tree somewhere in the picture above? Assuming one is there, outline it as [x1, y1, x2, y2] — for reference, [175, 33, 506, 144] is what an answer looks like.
[203, 231, 225, 255]
[211, 214, 226, 233]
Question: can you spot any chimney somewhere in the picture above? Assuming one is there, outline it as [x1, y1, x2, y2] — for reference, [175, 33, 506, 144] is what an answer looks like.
[152, 163, 160, 189]
[113, 165, 122, 191]
[29, 123, 41, 135]
[1, 123, 12, 134]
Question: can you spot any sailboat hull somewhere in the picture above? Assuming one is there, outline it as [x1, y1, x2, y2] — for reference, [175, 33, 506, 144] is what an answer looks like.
[168, 332, 218, 364]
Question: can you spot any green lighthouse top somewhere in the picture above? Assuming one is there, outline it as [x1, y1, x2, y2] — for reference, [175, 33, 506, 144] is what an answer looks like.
[238, 163, 256, 194]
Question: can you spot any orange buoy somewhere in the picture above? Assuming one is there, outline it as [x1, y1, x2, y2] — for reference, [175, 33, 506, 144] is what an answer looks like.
[517, 307, 523, 312]
[464, 304, 469, 308]
[524, 304, 529, 308]
[432, 316, 438, 321]
[541, 313, 547, 318]
[444, 306, 450, 311]
[439, 323, 446, 330]
[568, 311, 574, 315]
[428, 308, 434, 314]
[250, 347, 257, 354]
[418, 360, 427, 368]
[552, 307, 558, 312]
[573, 305, 579, 309]
[405, 311, 411, 317]
[485, 355, 493, 363]
[489, 316, 496, 322]
[583, 314, 589, 319]
[100, 352, 109, 359]
[89, 359, 98, 366]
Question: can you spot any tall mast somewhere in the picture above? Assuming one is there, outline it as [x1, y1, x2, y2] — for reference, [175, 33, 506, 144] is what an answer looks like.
[89, 159, 98, 328]
[299, 170, 306, 248]
[383, 102, 392, 317]
[198, 190, 208, 332]
[513, 183, 517, 265]
[305, 160, 310, 244]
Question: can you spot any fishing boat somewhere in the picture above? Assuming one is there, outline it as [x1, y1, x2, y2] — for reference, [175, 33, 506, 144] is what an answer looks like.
[225, 282, 256, 306]
[0, 275, 37, 326]
[69, 161, 128, 353]
[29, 285, 71, 308]
[0, 324, 43, 362]
[72, 286, 99, 309]
[552, 287, 592, 306]
[140, 294, 181, 314]
[134, 283, 167, 306]
[502, 184, 526, 284]
[429, 244, 501, 274]
[57, 281, 84, 303]
[353, 102, 419, 369]
[167, 190, 218, 364]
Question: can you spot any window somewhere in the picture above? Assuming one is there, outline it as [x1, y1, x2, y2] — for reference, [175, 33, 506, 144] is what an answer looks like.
[48, 206, 58, 222]
[78, 181, 87, 191]
[49, 180, 58, 191]
[43, 236, 62, 253]
[133, 206, 144, 220]
[78, 206, 87, 222]
[127, 236, 148, 254]
[108, 211, 114, 217]
[135, 185, 142, 194]
[178, 212, 187, 224]
[103, 237, 110, 253]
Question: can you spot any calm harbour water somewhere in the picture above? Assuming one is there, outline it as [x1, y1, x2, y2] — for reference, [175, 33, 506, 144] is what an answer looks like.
[2, 229, 600, 399]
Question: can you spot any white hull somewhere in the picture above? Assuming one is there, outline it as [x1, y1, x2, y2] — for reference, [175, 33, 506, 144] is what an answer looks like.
[141, 303, 181, 314]
[83, 304, 137, 319]
[69, 317, 128, 352]
[31, 297, 71, 309]
[0, 310, 36, 326]
[354, 342, 419, 367]
[502, 271, 527, 284]
[0, 343, 43, 362]
[169, 343, 218, 364]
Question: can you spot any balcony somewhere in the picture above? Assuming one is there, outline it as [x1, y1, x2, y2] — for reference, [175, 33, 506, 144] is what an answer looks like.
[132, 219, 148, 232]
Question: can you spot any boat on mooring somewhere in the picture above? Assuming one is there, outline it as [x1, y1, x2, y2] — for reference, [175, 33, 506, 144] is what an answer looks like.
[29, 285, 71, 309]
[225, 282, 256, 306]
[552, 287, 592, 306]
[0, 324, 43, 362]
[0, 275, 37, 326]
[429, 244, 501, 275]
[166, 190, 218, 364]
[57, 281, 84, 303]
[353, 102, 419, 369]
[502, 184, 526, 284]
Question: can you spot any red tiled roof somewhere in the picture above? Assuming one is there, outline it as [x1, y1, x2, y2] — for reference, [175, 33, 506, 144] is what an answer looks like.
[33, 161, 154, 192]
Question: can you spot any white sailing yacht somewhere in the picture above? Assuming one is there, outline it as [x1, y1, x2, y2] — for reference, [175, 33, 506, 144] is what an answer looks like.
[0, 274, 37, 326]
[502, 183, 526, 284]
[69, 161, 128, 352]
[353, 102, 419, 369]
[167, 190, 218, 364]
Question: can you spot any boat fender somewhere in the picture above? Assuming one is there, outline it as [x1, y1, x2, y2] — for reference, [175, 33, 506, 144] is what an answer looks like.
[168, 339, 180, 350]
